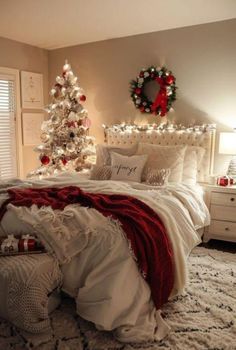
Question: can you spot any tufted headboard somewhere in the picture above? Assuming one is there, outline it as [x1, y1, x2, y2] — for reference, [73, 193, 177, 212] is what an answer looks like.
[103, 123, 216, 182]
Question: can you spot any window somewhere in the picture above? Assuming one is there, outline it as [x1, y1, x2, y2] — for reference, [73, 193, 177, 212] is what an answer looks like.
[0, 68, 21, 180]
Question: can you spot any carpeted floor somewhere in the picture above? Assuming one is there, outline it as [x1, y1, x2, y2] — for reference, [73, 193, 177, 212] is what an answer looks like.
[0, 246, 235, 350]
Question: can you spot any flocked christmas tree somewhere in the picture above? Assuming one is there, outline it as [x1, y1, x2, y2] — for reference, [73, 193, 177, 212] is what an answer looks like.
[28, 61, 95, 178]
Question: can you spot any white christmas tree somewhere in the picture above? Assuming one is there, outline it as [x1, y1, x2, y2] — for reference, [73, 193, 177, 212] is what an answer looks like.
[28, 61, 95, 178]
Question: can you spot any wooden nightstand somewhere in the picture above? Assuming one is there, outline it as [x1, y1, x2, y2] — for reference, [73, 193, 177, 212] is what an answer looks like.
[203, 184, 236, 243]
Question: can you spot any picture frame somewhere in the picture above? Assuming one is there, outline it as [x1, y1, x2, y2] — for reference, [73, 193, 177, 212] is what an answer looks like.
[22, 113, 45, 146]
[21, 71, 44, 109]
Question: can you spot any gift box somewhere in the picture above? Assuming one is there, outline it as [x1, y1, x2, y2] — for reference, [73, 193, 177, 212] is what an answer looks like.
[217, 176, 234, 186]
[18, 234, 36, 252]
[0, 234, 45, 256]
[1, 235, 19, 254]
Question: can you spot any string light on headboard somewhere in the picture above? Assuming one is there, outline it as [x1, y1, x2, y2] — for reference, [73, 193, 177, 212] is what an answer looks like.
[103, 123, 216, 141]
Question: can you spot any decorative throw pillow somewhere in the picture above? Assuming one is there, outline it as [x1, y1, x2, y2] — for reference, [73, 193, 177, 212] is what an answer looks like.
[182, 146, 205, 184]
[136, 143, 186, 183]
[96, 143, 138, 166]
[90, 165, 112, 180]
[146, 168, 171, 186]
[110, 152, 148, 182]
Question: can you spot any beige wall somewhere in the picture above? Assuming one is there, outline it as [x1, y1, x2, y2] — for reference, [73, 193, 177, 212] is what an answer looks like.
[49, 19, 236, 175]
[0, 36, 48, 177]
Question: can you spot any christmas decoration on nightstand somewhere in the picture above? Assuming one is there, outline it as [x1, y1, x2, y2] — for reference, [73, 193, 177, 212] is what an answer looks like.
[28, 61, 95, 178]
[130, 66, 177, 117]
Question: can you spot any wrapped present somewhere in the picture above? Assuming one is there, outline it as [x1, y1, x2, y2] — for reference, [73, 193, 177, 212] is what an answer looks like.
[18, 234, 36, 252]
[1, 235, 19, 254]
[0, 234, 45, 256]
[217, 176, 234, 187]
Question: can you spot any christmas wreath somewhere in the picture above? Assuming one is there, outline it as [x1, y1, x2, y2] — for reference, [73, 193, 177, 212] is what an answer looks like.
[130, 66, 177, 117]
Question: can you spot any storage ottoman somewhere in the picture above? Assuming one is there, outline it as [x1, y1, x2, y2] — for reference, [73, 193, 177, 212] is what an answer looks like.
[0, 253, 62, 334]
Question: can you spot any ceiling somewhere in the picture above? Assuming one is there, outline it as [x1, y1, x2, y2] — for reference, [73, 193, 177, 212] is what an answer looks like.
[0, 0, 236, 50]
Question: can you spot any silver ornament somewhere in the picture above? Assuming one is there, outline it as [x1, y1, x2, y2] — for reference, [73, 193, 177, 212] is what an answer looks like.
[50, 88, 56, 96]
[56, 76, 64, 85]
[51, 114, 60, 124]
[79, 109, 88, 118]
[66, 142, 76, 152]
[54, 147, 64, 156]
[40, 132, 50, 142]
[68, 111, 77, 121]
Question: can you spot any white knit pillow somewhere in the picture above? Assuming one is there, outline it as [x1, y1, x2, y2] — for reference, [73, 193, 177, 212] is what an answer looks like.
[136, 143, 186, 183]
[110, 152, 147, 182]
[146, 168, 171, 186]
[96, 143, 138, 166]
[90, 165, 112, 180]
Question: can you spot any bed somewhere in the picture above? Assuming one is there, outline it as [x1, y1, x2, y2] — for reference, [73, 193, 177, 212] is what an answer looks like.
[0, 123, 215, 343]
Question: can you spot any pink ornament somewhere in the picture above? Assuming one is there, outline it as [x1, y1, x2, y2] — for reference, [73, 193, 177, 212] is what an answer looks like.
[82, 117, 92, 129]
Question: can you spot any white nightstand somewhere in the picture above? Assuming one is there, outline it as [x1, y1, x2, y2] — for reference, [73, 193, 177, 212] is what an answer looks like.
[203, 184, 236, 243]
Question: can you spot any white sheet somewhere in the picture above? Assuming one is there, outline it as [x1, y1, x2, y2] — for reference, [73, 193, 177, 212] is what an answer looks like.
[3, 172, 210, 342]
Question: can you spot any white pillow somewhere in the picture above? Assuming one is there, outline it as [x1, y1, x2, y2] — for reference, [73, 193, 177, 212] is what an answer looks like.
[96, 143, 138, 166]
[110, 152, 147, 182]
[182, 146, 206, 184]
[136, 143, 186, 183]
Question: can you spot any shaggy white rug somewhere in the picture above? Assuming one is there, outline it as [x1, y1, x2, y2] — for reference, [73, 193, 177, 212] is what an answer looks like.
[0, 246, 235, 350]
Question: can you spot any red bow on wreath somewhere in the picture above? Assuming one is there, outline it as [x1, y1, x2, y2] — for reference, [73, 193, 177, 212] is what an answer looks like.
[151, 77, 167, 117]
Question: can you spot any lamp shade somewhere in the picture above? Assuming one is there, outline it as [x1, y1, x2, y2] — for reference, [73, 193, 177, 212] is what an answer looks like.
[219, 132, 236, 155]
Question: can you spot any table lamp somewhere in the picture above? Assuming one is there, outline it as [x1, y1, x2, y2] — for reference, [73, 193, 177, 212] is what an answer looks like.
[219, 132, 236, 175]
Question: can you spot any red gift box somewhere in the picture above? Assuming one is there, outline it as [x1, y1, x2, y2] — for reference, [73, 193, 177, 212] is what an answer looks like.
[18, 235, 36, 252]
[217, 176, 234, 186]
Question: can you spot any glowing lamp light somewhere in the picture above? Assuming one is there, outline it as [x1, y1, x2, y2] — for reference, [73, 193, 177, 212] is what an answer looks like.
[219, 132, 236, 175]
[219, 133, 236, 155]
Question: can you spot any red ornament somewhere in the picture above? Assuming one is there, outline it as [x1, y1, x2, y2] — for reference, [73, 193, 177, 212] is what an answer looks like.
[80, 95, 86, 102]
[139, 106, 145, 112]
[217, 176, 234, 186]
[61, 158, 67, 165]
[165, 75, 175, 85]
[135, 88, 141, 95]
[139, 72, 144, 78]
[67, 121, 76, 128]
[41, 155, 50, 165]
[55, 83, 62, 89]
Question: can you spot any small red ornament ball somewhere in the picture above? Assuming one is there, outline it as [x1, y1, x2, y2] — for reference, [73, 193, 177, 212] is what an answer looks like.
[41, 155, 50, 165]
[165, 75, 175, 85]
[139, 106, 145, 112]
[61, 158, 67, 165]
[135, 88, 141, 95]
[80, 95, 86, 102]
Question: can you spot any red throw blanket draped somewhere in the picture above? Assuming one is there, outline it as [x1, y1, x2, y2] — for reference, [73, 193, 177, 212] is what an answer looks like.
[1, 186, 174, 309]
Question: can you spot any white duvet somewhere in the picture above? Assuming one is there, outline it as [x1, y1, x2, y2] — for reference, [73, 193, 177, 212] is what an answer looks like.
[1, 173, 210, 342]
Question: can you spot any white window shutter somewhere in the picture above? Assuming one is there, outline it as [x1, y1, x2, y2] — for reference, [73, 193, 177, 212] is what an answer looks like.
[0, 77, 17, 180]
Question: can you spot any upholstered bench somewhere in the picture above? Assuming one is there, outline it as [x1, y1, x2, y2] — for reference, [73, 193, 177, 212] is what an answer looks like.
[0, 253, 62, 335]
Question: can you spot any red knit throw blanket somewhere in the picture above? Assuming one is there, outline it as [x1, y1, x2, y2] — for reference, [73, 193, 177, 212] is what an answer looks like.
[1, 186, 174, 309]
